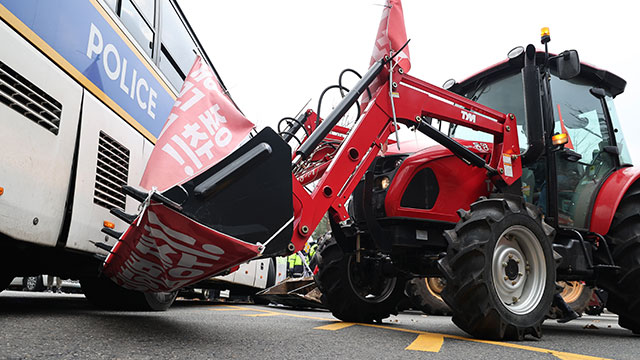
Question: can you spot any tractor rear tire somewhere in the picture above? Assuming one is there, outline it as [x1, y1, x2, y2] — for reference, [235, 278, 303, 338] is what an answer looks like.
[314, 233, 406, 323]
[406, 277, 451, 316]
[602, 183, 640, 334]
[439, 197, 556, 340]
[81, 275, 177, 311]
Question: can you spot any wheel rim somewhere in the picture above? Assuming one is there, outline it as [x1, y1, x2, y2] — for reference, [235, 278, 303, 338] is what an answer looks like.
[347, 255, 396, 304]
[426, 277, 445, 302]
[26, 276, 38, 291]
[559, 281, 584, 303]
[492, 225, 546, 315]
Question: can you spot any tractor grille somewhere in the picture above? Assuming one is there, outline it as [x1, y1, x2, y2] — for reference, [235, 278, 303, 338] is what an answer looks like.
[0, 60, 62, 135]
[94, 132, 129, 210]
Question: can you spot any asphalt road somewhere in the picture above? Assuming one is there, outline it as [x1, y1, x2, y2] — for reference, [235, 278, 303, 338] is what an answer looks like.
[0, 291, 636, 360]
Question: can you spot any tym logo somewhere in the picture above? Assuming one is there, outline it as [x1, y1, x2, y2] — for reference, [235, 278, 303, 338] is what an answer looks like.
[461, 110, 476, 123]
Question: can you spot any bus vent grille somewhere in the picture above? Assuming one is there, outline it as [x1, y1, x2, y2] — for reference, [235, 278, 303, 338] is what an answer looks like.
[0, 60, 62, 135]
[94, 131, 130, 211]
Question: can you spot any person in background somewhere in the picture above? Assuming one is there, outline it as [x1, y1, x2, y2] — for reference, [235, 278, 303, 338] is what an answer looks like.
[47, 275, 62, 293]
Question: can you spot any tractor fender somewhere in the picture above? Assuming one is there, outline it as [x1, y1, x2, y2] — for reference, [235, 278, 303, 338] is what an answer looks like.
[590, 166, 640, 235]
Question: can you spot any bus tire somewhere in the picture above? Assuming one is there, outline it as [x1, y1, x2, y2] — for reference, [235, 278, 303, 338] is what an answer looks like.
[81, 275, 176, 311]
[23, 275, 45, 292]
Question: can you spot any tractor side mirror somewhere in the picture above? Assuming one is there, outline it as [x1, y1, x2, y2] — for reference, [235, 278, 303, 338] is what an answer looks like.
[555, 50, 581, 80]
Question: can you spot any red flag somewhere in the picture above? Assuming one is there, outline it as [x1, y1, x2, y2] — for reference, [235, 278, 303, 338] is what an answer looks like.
[370, 0, 410, 71]
[102, 202, 261, 292]
[362, 0, 411, 107]
[140, 56, 254, 192]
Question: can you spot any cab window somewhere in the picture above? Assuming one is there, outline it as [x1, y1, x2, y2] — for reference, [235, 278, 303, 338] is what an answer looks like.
[452, 72, 527, 148]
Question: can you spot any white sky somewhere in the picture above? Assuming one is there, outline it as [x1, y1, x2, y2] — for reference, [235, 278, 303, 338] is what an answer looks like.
[179, 0, 640, 161]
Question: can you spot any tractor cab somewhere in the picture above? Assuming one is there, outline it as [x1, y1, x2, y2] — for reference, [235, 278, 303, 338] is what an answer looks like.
[449, 45, 631, 231]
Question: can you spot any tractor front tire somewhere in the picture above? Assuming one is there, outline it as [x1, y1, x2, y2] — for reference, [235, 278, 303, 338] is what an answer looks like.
[439, 197, 556, 340]
[406, 277, 451, 316]
[602, 183, 640, 334]
[314, 233, 406, 323]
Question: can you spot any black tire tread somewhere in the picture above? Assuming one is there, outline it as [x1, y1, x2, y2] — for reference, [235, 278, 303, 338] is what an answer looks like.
[603, 182, 640, 334]
[406, 278, 452, 316]
[439, 197, 555, 340]
[314, 233, 405, 323]
[81, 275, 176, 311]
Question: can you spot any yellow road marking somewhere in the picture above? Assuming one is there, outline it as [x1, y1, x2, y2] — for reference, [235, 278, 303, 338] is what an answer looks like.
[553, 353, 608, 360]
[405, 333, 444, 352]
[314, 322, 355, 331]
[208, 305, 244, 311]
[243, 312, 282, 317]
[363, 323, 609, 360]
[207, 305, 611, 360]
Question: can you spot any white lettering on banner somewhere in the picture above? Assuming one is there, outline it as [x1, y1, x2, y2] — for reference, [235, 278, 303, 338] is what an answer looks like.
[179, 85, 205, 112]
[85, 23, 157, 119]
[137, 235, 176, 266]
[112, 208, 230, 291]
[182, 123, 209, 148]
[159, 62, 236, 177]
[146, 210, 225, 257]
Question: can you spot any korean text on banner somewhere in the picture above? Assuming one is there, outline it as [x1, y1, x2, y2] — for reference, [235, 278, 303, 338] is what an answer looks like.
[140, 56, 254, 192]
[102, 202, 262, 292]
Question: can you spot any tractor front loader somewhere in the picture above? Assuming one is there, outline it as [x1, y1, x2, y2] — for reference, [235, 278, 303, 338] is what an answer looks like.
[107, 27, 638, 339]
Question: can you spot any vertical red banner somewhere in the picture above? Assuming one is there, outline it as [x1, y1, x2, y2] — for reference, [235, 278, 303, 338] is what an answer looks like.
[140, 56, 254, 192]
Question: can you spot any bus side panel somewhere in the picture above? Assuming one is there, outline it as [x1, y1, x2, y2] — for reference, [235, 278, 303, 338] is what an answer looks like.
[252, 259, 270, 289]
[0, 20, 82, 247]
[218, 261, 258, 287]
[64, 91, 147, 254]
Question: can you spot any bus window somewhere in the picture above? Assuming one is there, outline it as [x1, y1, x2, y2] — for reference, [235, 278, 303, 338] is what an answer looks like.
[104, 0, 118, 13]
[134, 0, 155, 25]
[159, 0, 197, 88]
[120, 0, 155, 57]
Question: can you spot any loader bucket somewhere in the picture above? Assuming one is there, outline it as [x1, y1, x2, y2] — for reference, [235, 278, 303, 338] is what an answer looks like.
[162, 127, 294, 257]
[102, 127, 296, 293]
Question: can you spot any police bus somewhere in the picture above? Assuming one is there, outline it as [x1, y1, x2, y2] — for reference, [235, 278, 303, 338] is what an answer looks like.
[0, 0, 272, 309]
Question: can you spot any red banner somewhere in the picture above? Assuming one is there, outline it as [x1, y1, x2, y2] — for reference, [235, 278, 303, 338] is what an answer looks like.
[103, 202, 261, 292]
[362, 0, 411, 107]
[140, 56, 254, 192]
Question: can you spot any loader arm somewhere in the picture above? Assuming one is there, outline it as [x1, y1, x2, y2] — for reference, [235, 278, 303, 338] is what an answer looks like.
[288, 64, 522, 253]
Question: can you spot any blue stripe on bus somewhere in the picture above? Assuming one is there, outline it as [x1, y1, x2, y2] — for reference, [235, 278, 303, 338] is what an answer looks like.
[1, 0, 173, 138]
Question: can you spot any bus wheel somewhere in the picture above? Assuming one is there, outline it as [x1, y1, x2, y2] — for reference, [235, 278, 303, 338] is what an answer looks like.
[81, 275, 176, 311]
[23, 275, 45, 292]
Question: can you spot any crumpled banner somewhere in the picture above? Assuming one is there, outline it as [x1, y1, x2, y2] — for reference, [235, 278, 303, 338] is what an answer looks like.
[103, 201, 261, 292]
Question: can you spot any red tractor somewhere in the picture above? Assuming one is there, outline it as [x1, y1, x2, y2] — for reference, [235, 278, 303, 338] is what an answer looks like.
[115, 30, 636, 340]
[278, 35, 637, 339]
